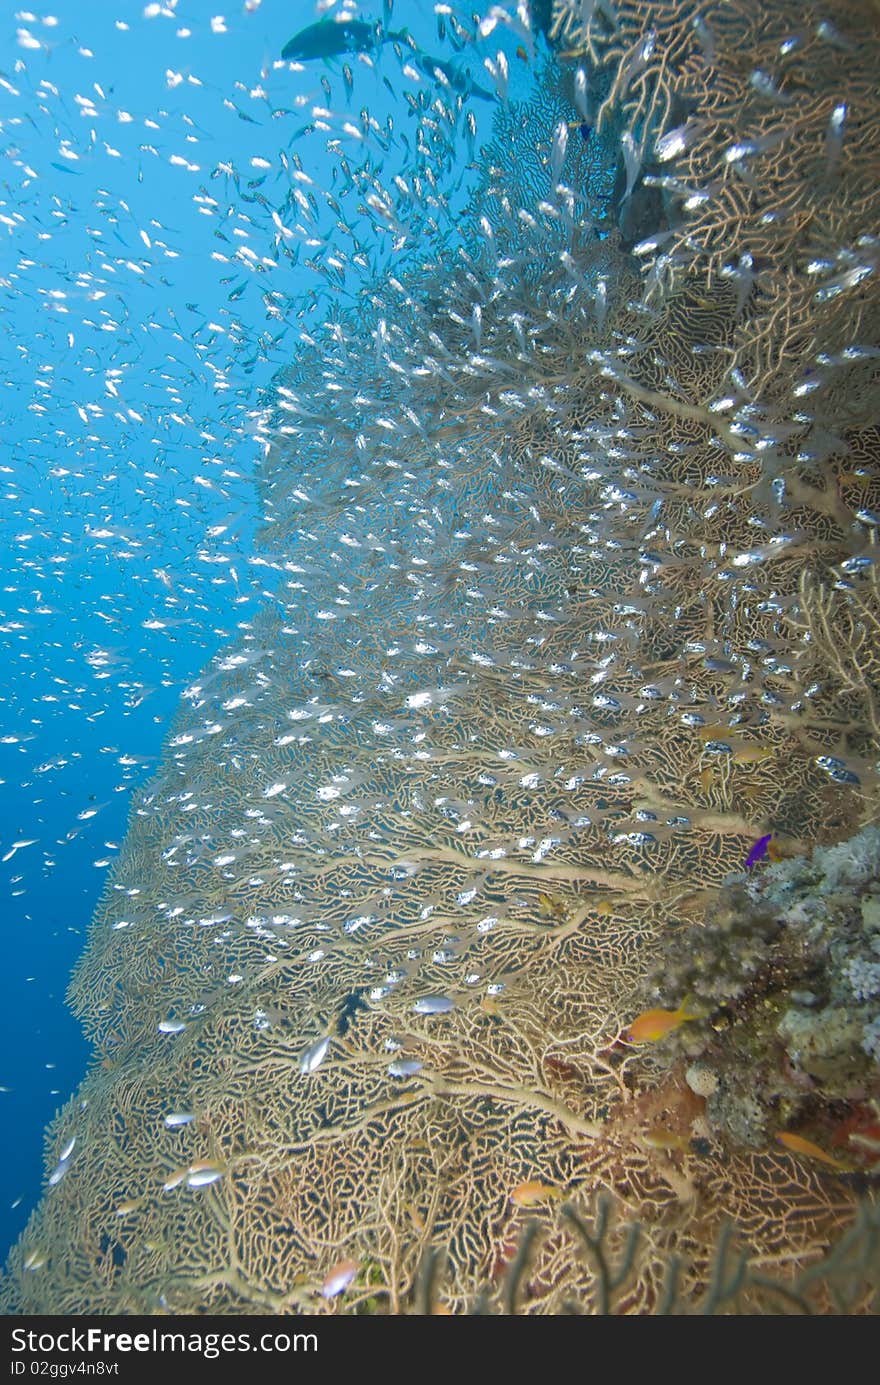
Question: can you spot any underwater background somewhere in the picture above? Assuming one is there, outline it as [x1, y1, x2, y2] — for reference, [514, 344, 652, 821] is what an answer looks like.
[1, 0, 879, 1313]
[1, 0, 463, 1264]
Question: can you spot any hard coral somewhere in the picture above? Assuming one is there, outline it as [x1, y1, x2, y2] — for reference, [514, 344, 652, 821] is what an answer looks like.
[640, 826, 880, 1148]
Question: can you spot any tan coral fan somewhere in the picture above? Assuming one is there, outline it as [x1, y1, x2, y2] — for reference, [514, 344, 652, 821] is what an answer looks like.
[3, 0, 879, 1315]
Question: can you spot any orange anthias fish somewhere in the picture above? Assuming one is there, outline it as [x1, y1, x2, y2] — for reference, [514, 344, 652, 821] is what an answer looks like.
[624, 999, 698, 1044]
[510, 1180, 564, 1207]
[776, 1131, 849, 1171]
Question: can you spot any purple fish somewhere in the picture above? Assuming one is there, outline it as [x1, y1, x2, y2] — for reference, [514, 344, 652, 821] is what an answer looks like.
[744, 833, 773, 869]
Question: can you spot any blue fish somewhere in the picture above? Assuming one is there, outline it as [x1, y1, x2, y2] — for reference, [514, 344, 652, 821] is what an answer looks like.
[744, 832, 773, 869]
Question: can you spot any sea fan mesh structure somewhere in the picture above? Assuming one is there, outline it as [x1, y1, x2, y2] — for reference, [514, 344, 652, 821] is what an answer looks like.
[2, 0, 879, 1314]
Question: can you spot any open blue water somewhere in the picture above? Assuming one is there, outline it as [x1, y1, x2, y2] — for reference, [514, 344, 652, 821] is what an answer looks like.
[0, 0, 507, 1263]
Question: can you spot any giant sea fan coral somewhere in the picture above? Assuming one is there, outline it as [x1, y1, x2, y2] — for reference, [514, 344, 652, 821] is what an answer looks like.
[3, 0, 879, 1315]
[552, 0, 880, 400]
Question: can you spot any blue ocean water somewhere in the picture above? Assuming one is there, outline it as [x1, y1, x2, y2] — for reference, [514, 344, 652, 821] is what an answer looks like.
[0, 0, 505, 1264]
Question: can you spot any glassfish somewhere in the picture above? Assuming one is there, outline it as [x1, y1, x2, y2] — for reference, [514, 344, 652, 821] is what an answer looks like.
[388, 1059, 423, 1077]
[413, 996, 454, 1014]
[299, 1035, 332, 1074]
[115, 1198, 144, 1216]
[186, 1160, 228, 1188]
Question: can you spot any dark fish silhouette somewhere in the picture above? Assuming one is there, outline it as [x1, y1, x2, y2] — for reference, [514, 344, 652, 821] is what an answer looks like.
[280, 17, 493, 100]
[410, 51, 494, 101]
[281, 17, 404, 62]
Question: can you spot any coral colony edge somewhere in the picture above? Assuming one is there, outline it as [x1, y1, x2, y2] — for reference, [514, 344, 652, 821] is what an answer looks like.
[3, 0, 880, 1314]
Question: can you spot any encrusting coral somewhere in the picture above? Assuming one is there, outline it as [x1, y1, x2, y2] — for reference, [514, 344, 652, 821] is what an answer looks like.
[2, 0, 879, 1315]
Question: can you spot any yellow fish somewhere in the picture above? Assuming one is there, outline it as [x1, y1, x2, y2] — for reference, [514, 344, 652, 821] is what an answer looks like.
[406, 1203, 425, 1233]
[161, 1166, 189, 1191]
[642, 1128, 688, 1152]
[766, 836, 800, 863]
[625, 998, 699, 1044]
[776, 1131, 849, 1170]
[115, 1198, 144, 1217]
[510, 1180, 564, 1207]
[732, 744, 774, 765]
[695, 723, 730, 741]
[538, 892, 568, 921]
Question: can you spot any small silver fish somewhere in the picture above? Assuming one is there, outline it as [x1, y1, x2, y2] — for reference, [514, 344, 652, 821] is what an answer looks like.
[48, 1159, 70, 1187]
[158, 1019, 186, 1034]
[162, 1167, 189, 1191]
[691, 13, 716, 64]
[719, 252, 756, 316]
[825, 102, 847, 177]
[620, 130, 641, 204]
[388, 1059, 423, 1077]
[655, 119, 702, 162]
[779, 33, 804, 56]
[574, 67, 591, 122]
[619, 30, 655, 99]
[299, 1034, 332, 1074]
[164, 1112, 195, 1128]
[187, 1168, 225, 1188]
[816, 19, 854, 51]
[749, 69, 792, 105]
[550, 121, 568, 185]
[413, 996, 454, 1015]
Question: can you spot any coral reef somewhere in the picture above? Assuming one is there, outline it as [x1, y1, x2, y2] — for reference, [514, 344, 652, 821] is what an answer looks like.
[2, 0, 879, 1315]
[631, 826, 880, 1152]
